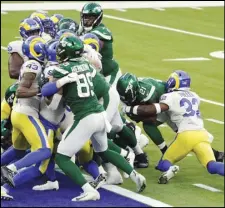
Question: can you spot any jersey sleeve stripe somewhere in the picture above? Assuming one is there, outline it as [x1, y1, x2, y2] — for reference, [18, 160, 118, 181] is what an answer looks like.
[142, 85, 156, 102]
[54, 67, 69, 75]
[92, 30, 111, 40]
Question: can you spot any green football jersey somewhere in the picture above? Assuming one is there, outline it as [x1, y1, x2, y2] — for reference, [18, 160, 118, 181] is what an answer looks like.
[5, 83, 18, 108]
[91, 23, 119, 77]
[52, 58, 104, 120]
[136, 77, 166, 104]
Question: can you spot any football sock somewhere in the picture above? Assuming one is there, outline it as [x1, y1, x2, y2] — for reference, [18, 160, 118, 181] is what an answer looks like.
[98, 149, 133, 175]
[12, 148, 51, 171]
[1, 146, 27, 166]
[55, 153, 86, 186]
[207, 161, 224, 176]
[83, 160, 100, 179]
[117, 126, 137, 148]
[45, 157, 56, 182]
[143, 123, 167, 153]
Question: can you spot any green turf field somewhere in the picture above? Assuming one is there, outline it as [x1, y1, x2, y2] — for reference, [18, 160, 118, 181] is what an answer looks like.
[1, 6, 224, 207]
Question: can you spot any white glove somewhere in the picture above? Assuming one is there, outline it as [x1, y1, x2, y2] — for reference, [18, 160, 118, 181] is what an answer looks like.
[56, 72, 79, 88]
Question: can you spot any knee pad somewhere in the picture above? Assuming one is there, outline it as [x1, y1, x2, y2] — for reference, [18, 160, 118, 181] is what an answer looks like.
[157, 160, 171, 172]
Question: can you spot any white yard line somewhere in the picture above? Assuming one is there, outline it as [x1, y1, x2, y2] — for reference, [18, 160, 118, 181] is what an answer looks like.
[200, 98, 224, 107]
[193, 184, 223, 192]
[103, 14, 224, 42]
[152, 8, 165, 11]
[114, 9, 127, 12]
[163, 57, 211, 61]
[1, 11, 8, 14]
[1, 46, 7, 50]
[206, 119, 224, 124]
[190, 7, 203, 10]
[1, 1, 224, 11]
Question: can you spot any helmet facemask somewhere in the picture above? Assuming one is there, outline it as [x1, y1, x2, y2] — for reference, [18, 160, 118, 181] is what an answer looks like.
[81, 13, 103, 32]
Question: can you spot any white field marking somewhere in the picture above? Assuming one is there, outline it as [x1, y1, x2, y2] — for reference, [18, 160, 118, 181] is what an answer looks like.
[190, 7, 203, 10]
[152, 8, 165, 11]
[210, 51, 224, 59]
[1, 11, 8, 14]
[103, 14, 224, 42]
[1, 45, 224, 108]
[15, 36, 21, 39]
[114, 9, 127, 12]
[163, 57, 211, 61]
[206, 119, 224, 124]
[1, 46, 7, 50]
[1, 1, 224, 11]
[55, 167, 172, 207]
[193, 184, 223, 192]
[187, 153, 193, 156]
[159, 124, 167, 128]
[102, 184, 172, 207]
[200, 98, 224, 107]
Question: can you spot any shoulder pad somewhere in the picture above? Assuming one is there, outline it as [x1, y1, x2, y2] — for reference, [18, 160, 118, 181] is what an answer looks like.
[92, 26, 112, 41]
[21, 60, 42, 75]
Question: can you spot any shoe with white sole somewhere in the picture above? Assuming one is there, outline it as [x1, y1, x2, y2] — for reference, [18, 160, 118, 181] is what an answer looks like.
[1, 186, 13, 200]
[32, 180, 59, 191]
[158, 165, 179, 184]
[89, 173, 107, 190]
[71, 190, 100, 201]
[123, 150, 135, 179]
[104, 163, 123, 185]
[135, 173, 147, 193]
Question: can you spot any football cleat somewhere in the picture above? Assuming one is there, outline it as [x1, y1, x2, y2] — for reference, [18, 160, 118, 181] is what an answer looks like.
[215, 151, 224, 163]
[71, 190, 100, 201]
[131, 171, 146, 193]
[1, 186, 13, 201]
[32, 180, 59, 191]
[134, 153, 149, 168]
[89, 173, 107, 190]
[1, 166, 16, 187]
[158, 165, 179, 184]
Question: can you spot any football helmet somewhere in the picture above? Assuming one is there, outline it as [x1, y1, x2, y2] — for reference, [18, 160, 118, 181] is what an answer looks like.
[117, 73, 139, 105]
[166, 70, 191, 92]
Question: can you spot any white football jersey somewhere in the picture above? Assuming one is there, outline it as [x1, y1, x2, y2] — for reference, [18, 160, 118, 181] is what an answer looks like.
[39, 66, 65, 125]
[7, 40, 28, 62]
[159, 90, 204, 133]
[13, 60, 42, 118]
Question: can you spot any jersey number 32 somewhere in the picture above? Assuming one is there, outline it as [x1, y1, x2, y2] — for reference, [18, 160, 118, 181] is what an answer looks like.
[180, 98, 200, 117]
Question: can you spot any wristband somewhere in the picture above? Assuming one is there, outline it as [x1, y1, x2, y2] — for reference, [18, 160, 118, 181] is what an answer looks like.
[132, 105, 139, 115]
[153, 103, 161, 114]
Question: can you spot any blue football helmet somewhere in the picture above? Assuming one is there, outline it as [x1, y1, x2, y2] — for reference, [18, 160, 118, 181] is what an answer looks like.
[82, 33, 100, 52]
[30, 12, 56, 38]
[22, 36, 47, 63]
[50, 14, 64, 32]
[19, 18, 41, 40]
[166, 70, 191, 92]
[45, 39, 59, 63]
[55, 29, 76, 40]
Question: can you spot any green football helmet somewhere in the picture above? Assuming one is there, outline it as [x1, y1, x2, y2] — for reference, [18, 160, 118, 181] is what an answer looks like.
[56, 35, 84, 63]
[58, 18, 79, 33]
[117, 73, 139, 105]
[80, 2, 103, 32]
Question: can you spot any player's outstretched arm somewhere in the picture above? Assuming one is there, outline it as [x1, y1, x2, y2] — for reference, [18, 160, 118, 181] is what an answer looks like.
[123, 103, 169, 117]
[8, 53, 24, 79]
[16, 72, 39, 98]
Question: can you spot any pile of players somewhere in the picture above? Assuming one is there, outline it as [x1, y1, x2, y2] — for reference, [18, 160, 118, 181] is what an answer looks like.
[1, 2, 224, 202]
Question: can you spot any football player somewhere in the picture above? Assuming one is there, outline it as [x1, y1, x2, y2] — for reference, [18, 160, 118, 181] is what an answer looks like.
[117, 72, 224, 163]
[78, 2, 122, 87]
[41, 36, 146, 201]
[1, 36, 52, 199]
[7, 18, 41, 79]
[122, 70, 224, 183]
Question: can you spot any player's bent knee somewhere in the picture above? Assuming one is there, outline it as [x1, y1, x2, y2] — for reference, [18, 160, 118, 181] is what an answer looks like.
[157, 160, 172, 172]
